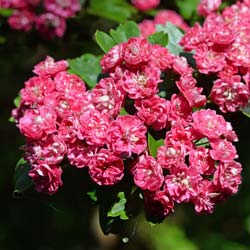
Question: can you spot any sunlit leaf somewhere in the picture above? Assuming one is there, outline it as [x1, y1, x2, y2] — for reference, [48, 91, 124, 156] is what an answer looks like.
[109, 21, 140, 44]
[147, 133, 164, 158]
[68, 54, 101, 88]
[156, 22, 184, 55]
[108, 192, 128, 220]
[147, 32, 168, 47]
[95, 30, 116, 53]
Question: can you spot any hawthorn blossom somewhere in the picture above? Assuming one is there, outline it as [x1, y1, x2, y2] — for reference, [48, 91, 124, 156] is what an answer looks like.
[79, 109, 112, 146]
[20, 76, 55, 105]
[33, 56, 68, 77]
[107, 115, 147, 156]
[198, 0, 222, 17]
[8, 9, 35, 32]
[44, 0, 80, 18]
[133, 155, 164, 191]
[35, 12, 66, 39]
[135, 95, 169, 130]
[131, 0, 160, 11]
[19, 106, 57, 140]
[29, 163, 63, 195]
[164, 164, 202, 203]
[24, 134, 67, 165]
[213, 161, 242, 195]
[210, 76, 249, 112]
[67, 140, 98, 168]
[88, 149, 124, 186]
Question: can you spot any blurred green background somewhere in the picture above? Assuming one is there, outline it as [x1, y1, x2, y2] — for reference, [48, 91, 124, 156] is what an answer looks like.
[1, 0, 250, 249]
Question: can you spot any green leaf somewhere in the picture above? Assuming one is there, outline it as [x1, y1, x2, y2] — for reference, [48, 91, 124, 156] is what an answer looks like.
[87, 0, 137, 23]
[14, 95, 21, 108]
[176, 0, 199, 19]
[95, 30, 116, 53]
[87, 190, 98, 203]
[241, 102, 250, 118]
[195, 137, 210, 147]
[9, 116, 15, 123]
[156, 22, 184, 55]
[119, 107, 129, 116]
[147, 32, 168, 47]
[109, 21, 140, 44]
[147, 133, 164, 158]
[0, 8, 13, 17]
[68, 54, 101, 88]
[108, 192, 128, 220]
[13, 158, 32, 195]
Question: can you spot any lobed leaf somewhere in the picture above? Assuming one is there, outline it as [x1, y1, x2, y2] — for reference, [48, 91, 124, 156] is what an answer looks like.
[147, 31, 168, 47]
[109, 21, 140, 44]
[147, 133, 164, 158]
[156, 22, 184, 55]
[95, 30, 116, 53]
[68, 54, 102, 89]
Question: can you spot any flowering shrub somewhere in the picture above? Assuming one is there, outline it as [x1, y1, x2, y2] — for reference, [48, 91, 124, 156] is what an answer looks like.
[11, 0, 250, 235]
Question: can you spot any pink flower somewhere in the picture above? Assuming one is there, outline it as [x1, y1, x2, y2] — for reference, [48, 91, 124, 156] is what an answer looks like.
[210, 76, 249, 112]
[58, 115, 80, 143]
[172, 56, 193, 75]
[79, 109, 112, 146]
[179, 23, 206, 51]
[192, 109, 228, 140]
[8, 10, 35, 32]
[138, 20, 155, 38]
[193, 180, 218, 214]
[24, 134, 67, 165]
[198, 0, 222, 17]
[35, 12, 66, 39]
[107, 115, 147, 156]
[149, 44, 174, 70]
[67, 140, 98, 168]
[210, 139, 238, 162]
[100, 44, 124, 73]
[88, 149, 124, 186]
[154, 10, 189, 31]
[20, 76, 55, 106]
[144, 190, 174, 221]
[168, 94, 192, 124]
[33, 56, 68, 77]
[135, 95, 169, 130]
[157, 140, 186, 169]
[165, 164, 202, 203]
[90, 78, 124, 117]
[44, 0, 80, 18]
[29, 163, 63, 195]
[121, 65, 161, 99]
[19, 106, 57, 140]
[54, 71, 86, 99]
[133, 155, 164, 191]
[213, 161, 242, 195]
[131, 0, 160, 11]
[123, 37, 151, 65]
[189, 147, 215, 175]
[194, 44, 226, 74]
[183, 87, 207, 108]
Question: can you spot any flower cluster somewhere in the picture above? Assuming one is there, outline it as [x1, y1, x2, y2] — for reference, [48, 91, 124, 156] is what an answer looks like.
[180, 0, 250, 112]
[13, 33, 243, 221]
[139, 9, 189, 38]
[130, 0, 160, 11]
[0, 0, 81, 38]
